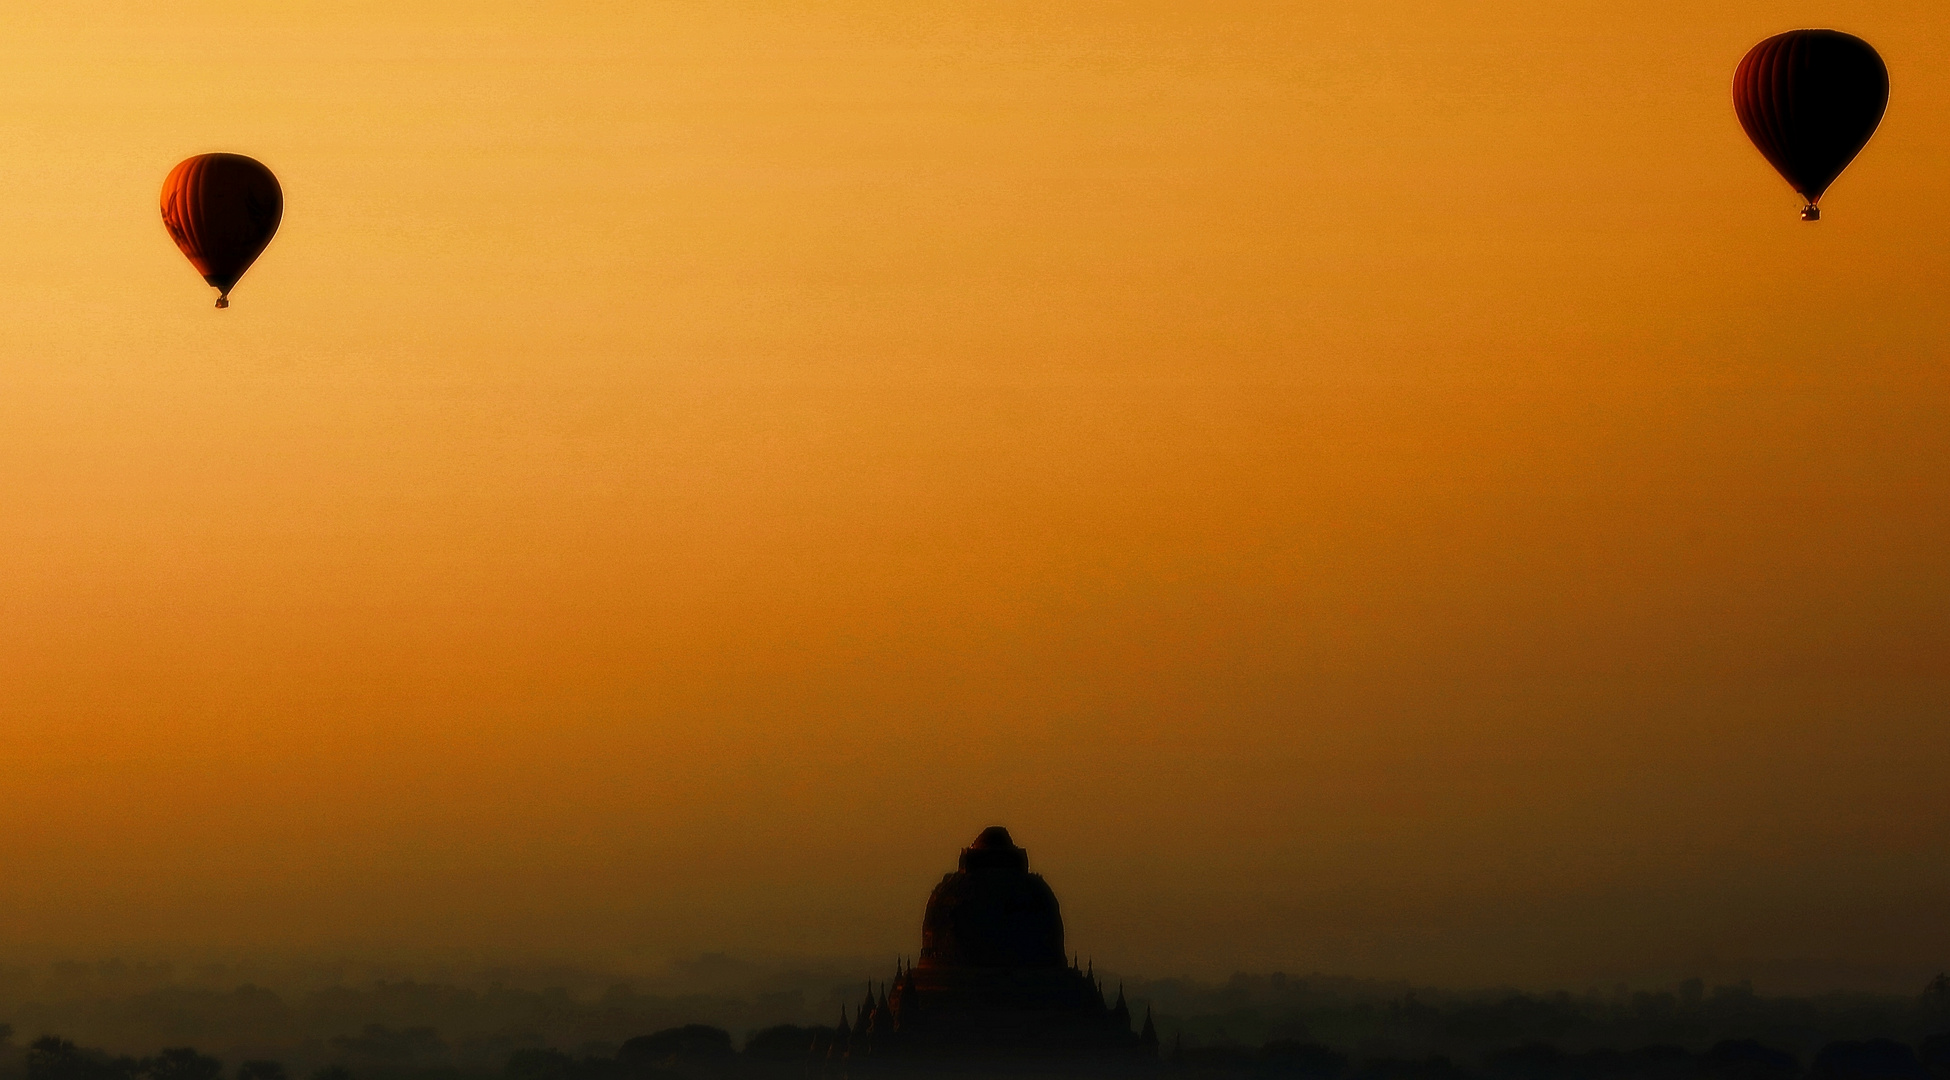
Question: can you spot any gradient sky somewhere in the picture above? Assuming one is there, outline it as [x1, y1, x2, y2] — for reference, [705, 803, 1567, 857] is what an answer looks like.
[2, 1, 1947, 992]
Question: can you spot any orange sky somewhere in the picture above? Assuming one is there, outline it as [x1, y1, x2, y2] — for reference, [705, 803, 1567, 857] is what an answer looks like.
[0, 1, 1947, 991]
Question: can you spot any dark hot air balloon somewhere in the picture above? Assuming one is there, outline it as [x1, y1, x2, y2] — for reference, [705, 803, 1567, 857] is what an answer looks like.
[160, 153, 283, 307]
[1733, 30, 1888, 220]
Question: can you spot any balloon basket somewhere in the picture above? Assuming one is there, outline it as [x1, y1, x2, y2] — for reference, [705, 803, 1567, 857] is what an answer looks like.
[1800, 204, 1821, 221]
[215, 297, 229, 309]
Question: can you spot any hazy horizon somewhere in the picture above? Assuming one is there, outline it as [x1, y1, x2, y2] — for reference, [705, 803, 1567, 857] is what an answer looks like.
[1, 824, 1944, 996]
[0, 949, 1938, 999]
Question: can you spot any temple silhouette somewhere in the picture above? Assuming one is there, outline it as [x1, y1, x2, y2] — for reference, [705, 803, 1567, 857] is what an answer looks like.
[815, 827, 1157, 1064]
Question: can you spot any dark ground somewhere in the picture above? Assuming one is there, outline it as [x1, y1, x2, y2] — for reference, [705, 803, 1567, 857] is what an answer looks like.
[3, 963, 1947, 1080]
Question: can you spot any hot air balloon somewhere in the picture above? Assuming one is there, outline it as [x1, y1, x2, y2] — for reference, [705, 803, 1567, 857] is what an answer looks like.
[1733, 30, 1888, 221]
[160, 153, 283, 307]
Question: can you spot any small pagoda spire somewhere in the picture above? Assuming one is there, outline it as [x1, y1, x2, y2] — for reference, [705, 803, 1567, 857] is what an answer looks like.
[851, 984, 877, 1053]
[829, 1006, 851, 1059]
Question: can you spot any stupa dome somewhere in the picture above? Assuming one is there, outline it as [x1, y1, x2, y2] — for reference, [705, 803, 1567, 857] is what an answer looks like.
[815, 825, 1153, 1062]
[918, 826, 1066, 969]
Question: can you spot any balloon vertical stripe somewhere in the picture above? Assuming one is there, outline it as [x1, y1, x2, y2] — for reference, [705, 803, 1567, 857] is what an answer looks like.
[1732, 30, 1887, 217]
[161, 153, 283, 307]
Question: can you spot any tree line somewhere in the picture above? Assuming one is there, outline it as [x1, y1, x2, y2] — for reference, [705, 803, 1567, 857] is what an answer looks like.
[6, 1022, 1950, 1080]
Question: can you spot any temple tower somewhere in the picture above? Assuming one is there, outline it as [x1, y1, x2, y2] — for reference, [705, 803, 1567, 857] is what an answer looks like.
[847, 827, 1147, 1061]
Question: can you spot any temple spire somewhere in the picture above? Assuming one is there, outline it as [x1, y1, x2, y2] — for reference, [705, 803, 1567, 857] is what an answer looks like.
[830, 1005, 851, 1057]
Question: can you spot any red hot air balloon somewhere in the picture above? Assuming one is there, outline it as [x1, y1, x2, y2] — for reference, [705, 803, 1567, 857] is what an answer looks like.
[1733, 30, 1888, 221]
[160, 153, 283, 307]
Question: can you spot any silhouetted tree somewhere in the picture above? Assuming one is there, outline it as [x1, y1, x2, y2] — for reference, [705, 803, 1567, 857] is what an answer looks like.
[618, 1027, 731, 1067]
[505, 1049, 575, 1080]
[235, 1063, 286, 1080]
[1349, 1055, 1475, 1080]
[306, 1068, 351, 1080]
[1484, 1043, 1565, 1080]
[1179, 1045, 1256, 1071]
[138, 1049, 220, 1080]
[742, 1027, 830, 1061]
[1702, 1040, 1798, 1080]
[329, 1027, 446, 1063]
[26, 1040, 84, 1080]
[26, 1038, 133, 1080]
[1612, 1045, 1696, 1080]
[1259, 1040, 1348, 1080]
[1814, 1041, 1929, 1080]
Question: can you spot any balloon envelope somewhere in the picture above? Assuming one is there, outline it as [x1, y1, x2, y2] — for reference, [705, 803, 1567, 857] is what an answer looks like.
[160, 153, 283, 307]
[1733, 30, 1887, 216]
